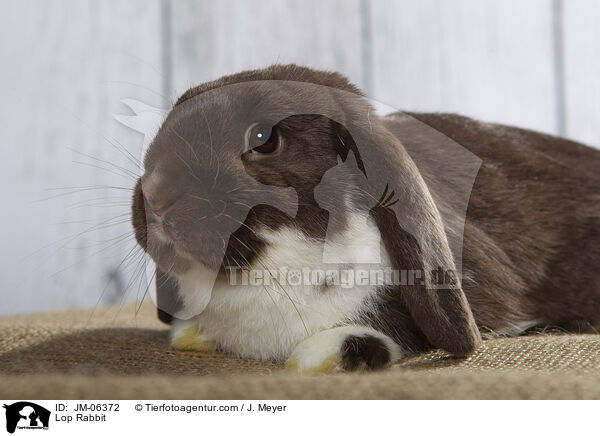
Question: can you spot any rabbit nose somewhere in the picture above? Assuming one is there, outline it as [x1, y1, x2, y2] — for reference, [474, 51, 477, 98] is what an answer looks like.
[151, 200, 176, 217]
[141, 170, 180, 217]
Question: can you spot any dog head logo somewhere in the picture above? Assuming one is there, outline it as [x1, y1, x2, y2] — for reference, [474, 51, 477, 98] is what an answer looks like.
[3, 402, 50, 434]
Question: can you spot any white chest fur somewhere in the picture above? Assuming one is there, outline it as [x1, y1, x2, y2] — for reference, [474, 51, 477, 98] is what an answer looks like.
[174, 212, 391, 362]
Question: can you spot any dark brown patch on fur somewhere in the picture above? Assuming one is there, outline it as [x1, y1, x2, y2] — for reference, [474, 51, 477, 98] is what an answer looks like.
[340, 335, 391, 371]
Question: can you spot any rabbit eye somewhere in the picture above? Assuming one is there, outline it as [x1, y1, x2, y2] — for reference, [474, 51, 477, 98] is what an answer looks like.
[245, 123, 281, 154]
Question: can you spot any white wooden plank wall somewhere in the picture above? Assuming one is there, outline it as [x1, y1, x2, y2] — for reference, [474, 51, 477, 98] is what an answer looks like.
[369, 0, 557, 134]
[0, 0, 598, 314]
[169, 0, 365, 94]
[0, 0, 165, 314]
[563, 0, 600, 146]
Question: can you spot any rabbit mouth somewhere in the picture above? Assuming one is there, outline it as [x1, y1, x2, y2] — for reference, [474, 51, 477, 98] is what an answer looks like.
[146, 222, 179, 253]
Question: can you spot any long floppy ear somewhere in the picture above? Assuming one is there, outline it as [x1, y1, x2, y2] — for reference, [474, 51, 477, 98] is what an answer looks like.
[155, 267, 183, 325]
[338, 106, 482, 355]
[369, 194, 481, 355]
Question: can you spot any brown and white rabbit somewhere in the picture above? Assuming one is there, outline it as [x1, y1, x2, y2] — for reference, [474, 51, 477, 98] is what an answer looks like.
[132, 64, 600, 374]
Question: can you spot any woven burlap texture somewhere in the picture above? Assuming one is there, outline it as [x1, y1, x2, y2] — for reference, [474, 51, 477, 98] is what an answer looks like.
[1, 303, 600, 399]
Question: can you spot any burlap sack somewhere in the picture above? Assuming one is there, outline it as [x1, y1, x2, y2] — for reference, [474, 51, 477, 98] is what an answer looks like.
[2, 304, 599, 399]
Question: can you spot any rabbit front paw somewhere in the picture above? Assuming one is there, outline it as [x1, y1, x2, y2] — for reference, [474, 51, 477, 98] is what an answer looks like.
[285, 326, 403, 375]
[170, 319, 216, 353]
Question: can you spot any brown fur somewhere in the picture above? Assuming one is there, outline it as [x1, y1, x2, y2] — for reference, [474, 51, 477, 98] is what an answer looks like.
[389, 113, 600, 335]
[132, 64, 600, 359]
